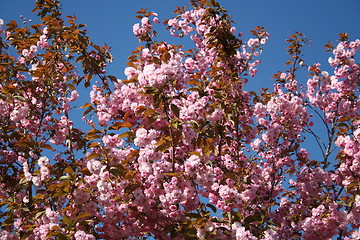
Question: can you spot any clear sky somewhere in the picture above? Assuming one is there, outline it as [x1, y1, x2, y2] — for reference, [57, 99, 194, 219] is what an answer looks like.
[2, 0, 359, 90]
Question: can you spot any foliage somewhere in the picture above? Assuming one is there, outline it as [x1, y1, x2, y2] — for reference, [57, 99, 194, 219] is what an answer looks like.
[0, 0, 359, 239]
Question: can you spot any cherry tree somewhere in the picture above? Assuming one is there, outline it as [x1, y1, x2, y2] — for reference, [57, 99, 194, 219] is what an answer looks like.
[0, 0, 359, 239]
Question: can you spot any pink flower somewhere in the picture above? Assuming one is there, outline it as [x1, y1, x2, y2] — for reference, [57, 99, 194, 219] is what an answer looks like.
[153, 17, 160, 24]
[134, 128, 157, 148]
[251, 138, 262, 151]
[0, 19, 3, 35]
[69, 90, 79, 101]
[37, 35, 49, 49]
[132, 23, 141, 35]
[247, 38, 259, 47]
[185, 155, 201, 173]
[86, 159, 104, 175]
[138, 161, 152, 176]
[74, 230, 96, 240]
[22, 49, 29, 57]
[209, 108, 223, 122]
[249, 68, 258, 77]
[232, 222, 257, 240]
[10, 104, 29, 122]
[18, 56, 25, 64]
[45, 208, 59, 223]
[124, 67, 138, 80]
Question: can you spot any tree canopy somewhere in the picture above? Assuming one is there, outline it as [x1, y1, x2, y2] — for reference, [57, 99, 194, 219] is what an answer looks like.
[0, 0, 359, 239]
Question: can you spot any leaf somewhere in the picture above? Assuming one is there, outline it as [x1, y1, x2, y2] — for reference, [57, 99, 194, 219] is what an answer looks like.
[85, 134, 101, 140]
[202, 142, 211, 156]
[160, 52, 171, 63]
[126, 61, 137, 68]
[86, 152, 100, 160]
[170, 104, 180, 118]
[89, 142, 99, 148]
[155, 139, 167, 146]
[16, 139, 33, 148]
[188, 87, 202, 92]
[108, 75, 118, 82]
[34, 210, 45, 219]
[41, 144, 55, 151]
[346, 182, 360, 191]
[206, 203, 217, 213]
[82, 105, 94, 116]
[62, 215, 73, 226]
[136, 105, 147, 114]
[118, 131, 131, 139]
[22, 224, 37, 231]
[143, 108, 155, 118]
[110, 168, 124, 177]
[285, 60, 293, 66]
[64, 166, 74, 175]
[33, 194, 46, 200]
[76, 212, 92, 220]
[59, 176, 70, 181]
[188, 79, 201, 87]
[87, 128, 102, 134]
[79, 102, 92, 109]
[19, 177, 29, 184]
[244, 212, 263, 224]
[125, 170, 137, 180]
[186, 212, 201, 218]
[189, 151, 201, 157]
[171, 119, 182, 129]
[76, 55, 85, 63]
[80, 167, 92, 176]
[14, 95, 26, 101]
[50, 225, 60, 232]
[109, 121, 132, 130]
[85, 129, 102, 140]
[164, 172, 181, 177]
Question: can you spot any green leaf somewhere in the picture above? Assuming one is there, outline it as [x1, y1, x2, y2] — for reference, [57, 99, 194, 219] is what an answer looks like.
[59, 176, 70, 181]
[19, 177, 29, 184]
[14, 95, 26, 101]
[62, 215, 73, 226]
[35, 210, 45, 219]
[76, 212, 92, 220]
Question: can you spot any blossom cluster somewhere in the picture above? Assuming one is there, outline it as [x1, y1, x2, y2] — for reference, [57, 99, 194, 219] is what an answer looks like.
[0, 1, 359, 239]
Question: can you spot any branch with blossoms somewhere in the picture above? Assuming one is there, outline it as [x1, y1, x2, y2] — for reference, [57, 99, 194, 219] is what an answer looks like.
[0, 0, 359, 239]
[0, 0, 115, 238]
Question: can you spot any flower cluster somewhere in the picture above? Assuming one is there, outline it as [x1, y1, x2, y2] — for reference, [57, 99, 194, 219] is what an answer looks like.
[1, 1, 359, 239]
